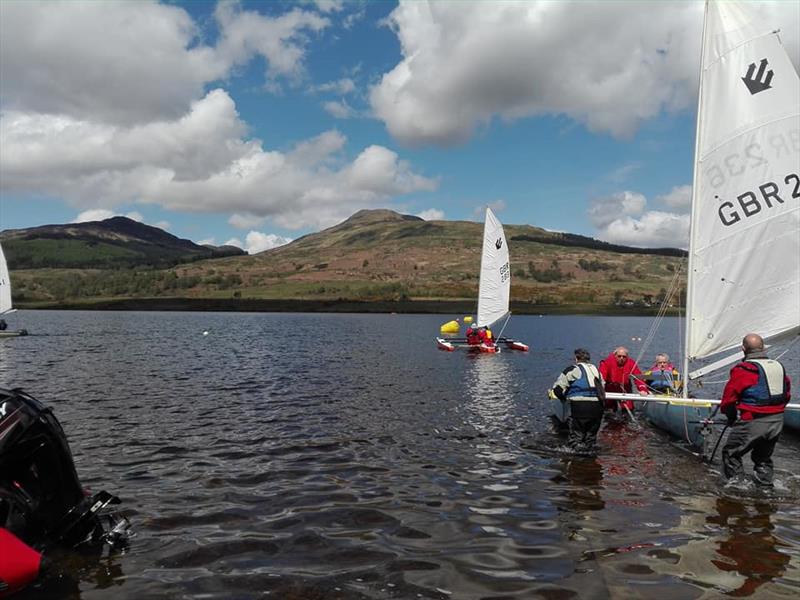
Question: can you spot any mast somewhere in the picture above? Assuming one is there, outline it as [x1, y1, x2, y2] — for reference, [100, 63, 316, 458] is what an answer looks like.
[682, 0, 710, 398]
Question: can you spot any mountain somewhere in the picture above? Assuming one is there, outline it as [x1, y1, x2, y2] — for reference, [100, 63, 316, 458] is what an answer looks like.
[167, 209, 686, 307]
[5, 209, 687, 310]
[0, 217, 245, 269]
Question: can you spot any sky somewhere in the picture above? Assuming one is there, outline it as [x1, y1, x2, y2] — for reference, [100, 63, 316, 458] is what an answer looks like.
[1, 0, 798, 254]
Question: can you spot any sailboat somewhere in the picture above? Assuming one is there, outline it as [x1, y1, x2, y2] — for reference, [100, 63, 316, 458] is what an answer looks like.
[0, 242, 28, 338]
[436, 208, 529, 353]
[603, 0, 800, 452]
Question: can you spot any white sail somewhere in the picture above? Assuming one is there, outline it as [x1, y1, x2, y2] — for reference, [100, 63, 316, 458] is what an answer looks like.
[0, 242, 13, 315]
[476, 207, 511, 328]
[685, 1, 800, 363]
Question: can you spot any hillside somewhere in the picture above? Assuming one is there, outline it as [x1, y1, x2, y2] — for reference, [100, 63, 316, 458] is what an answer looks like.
[0, 216, 244, 269]
[2, 209, 687, 311]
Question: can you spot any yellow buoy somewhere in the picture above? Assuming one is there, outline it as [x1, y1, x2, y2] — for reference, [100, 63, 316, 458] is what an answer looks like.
[440, 320, 460, 333]
[463, 316, 473, 323]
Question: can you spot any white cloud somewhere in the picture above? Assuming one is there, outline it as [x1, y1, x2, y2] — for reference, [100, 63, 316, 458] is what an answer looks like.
[656, 184, 692, 211]
[588, 191, 646, 229]
[323, 100, 357, 119]
[73, 209, 116, 223]
[473, 200, 507, 218]
[370, 1, 799, 145]
[600, 211, 690, 249]
[417, 208, 444, 220]
[608, 162, 642, 183]
[313, 78, 356, 95]
[224, 231, 292, 254]
[589, 190, 689, 248]
[313, 1, 345, 14]
[73, 209, 144, 223]
[1, 90, 438, 231]
[197, 237, 216, 246]
[244, 231, 293, 254]
[229, 214, 266, 230]
[0, 1, 329, 126]
[213, 2, 329, 87]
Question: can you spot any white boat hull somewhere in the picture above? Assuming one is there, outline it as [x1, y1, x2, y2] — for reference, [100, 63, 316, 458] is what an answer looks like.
[0, 330, 27, 338]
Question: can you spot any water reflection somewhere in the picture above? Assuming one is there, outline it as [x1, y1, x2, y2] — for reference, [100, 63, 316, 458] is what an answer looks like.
[559, 457, 605, 513]
[707, 497, 790, 597]
[463, 354, 515, 432]
[650, 495, 793, 597]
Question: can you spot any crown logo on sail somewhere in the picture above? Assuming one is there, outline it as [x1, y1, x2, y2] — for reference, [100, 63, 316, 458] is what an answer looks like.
[495, 238, 502, 250]
[742, 58, 773, 95]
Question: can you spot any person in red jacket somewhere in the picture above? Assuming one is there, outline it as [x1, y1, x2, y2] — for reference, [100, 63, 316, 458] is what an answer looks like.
[598, 346, 649, 411]
[466, 323, 481, 345]
[720, 333, 791, 487]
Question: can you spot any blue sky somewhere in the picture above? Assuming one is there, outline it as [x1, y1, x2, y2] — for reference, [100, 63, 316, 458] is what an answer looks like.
[1, 1, 798, 253]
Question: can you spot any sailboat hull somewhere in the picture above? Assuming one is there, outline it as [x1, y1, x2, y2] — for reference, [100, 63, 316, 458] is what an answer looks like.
[784, 410, 800, 433]
[550, 397, 570, 426]
[0, 330, 28, 338]
[435, 338, 499, 353]
[641, 399, 714, 450]
[434, 337, 526, 352]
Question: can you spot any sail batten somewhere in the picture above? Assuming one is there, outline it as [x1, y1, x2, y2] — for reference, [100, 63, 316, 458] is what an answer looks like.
[476, 208, 511, 328]
[685, 1, 800, 364]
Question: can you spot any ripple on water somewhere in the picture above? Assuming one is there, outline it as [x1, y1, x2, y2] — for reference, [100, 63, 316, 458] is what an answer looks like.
[7, 312, 800, 599]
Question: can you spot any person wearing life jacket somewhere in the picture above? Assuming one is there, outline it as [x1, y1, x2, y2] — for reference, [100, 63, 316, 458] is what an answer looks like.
[550, 348, 607, 453]
[483, 327, 496, 348]
[643, 353, 681, 394]
[598, 346, 648, 411]
[466, 323, 481, 345]
[720, 333, 791, 487]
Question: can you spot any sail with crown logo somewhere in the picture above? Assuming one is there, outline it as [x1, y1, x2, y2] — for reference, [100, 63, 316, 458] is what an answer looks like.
[685, 0, 800, 371]
[477, 207, 511, 329]
[597, 0, 800, 450]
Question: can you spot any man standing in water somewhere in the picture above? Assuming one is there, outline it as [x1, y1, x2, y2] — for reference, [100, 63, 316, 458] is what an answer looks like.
[720, 333, 791, 487]
[551, 348, 607, 453]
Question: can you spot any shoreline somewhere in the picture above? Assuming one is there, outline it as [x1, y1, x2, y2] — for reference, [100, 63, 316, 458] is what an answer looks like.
[18, 297, 681, 317]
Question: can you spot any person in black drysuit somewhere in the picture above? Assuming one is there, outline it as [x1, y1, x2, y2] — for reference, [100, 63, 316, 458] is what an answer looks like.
[551, 348, 607, 453]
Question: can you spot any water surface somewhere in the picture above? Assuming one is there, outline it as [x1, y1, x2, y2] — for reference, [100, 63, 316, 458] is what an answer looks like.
[1, 311, 799, 599]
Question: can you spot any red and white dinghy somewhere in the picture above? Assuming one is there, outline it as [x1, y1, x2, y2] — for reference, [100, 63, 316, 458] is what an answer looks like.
[503, 339, 529, 352]
[436, 338, 501, 353]
[436, 337, 528, 353]
[433, 208, 529, 354]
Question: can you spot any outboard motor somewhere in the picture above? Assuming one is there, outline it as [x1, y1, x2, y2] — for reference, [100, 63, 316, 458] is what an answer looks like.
[0, 388, 130, 551]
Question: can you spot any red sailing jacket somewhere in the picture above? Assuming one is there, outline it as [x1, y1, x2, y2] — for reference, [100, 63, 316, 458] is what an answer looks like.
[720, 360, 791, 420]
[598, 352, 648, 394]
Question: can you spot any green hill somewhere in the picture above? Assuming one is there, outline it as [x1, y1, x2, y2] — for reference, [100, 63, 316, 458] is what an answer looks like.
[0, 216, 244, 269]
[4, 210, 686, 312]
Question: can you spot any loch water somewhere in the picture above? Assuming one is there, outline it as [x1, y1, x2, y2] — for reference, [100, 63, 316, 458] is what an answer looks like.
[1, 311, 799, 599]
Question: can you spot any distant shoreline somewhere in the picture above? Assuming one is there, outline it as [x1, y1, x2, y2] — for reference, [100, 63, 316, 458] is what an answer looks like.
[19, 297, 680, 317]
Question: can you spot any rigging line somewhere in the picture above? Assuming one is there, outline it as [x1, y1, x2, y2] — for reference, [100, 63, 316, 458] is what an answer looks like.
[773, 334, 800, 361]
[495, 312, 512, 341]
[635, 266, 683, 367]
[677, 261, 685, 379]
